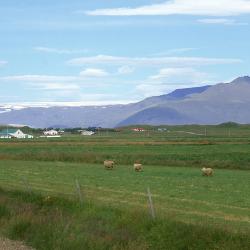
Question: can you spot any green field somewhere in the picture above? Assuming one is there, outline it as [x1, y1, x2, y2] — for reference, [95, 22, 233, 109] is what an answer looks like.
[0, 126, 250, 249]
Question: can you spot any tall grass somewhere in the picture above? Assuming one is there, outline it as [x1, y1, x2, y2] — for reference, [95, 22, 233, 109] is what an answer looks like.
[0, 188, 249, 250]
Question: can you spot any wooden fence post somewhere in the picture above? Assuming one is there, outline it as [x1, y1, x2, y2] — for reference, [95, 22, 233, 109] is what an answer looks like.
[75, 179, 83, 204]
[147, 187, 155, 219]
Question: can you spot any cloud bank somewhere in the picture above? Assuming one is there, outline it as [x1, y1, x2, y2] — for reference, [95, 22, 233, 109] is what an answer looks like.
[0, 60, 7, 67]
[68, 55, 242, 67]
[34, 46, 89, 54]
[86, 0, 250, 17]
[79, 68, 109, 77]
[198, 18, 248, 25]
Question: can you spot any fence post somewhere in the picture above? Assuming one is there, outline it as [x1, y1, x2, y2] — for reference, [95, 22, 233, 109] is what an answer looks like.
[147, 187, 155, 219]
[75, 179, 83, 204]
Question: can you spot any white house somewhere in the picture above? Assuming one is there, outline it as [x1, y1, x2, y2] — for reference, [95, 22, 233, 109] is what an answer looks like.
[157, 128, 168, 132]
[0, 129, 33, 139]
[43, 130, 58, 136]
[131, 128, 145, 132]
[81, 130, 95, 136]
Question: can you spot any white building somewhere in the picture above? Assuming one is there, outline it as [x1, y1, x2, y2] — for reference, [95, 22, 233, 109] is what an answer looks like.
[81, 130, 95, 136]
[43, 130, 58, 136]
[0, 129, 33, 139]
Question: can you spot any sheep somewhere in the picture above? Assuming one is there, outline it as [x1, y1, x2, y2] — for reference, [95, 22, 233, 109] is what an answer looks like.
[104, 160, 115, 170]
[201, 167, 214, 176]
[134, 163, 143, 172]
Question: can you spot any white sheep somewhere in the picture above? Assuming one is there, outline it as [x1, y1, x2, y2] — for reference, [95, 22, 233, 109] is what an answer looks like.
[104, 160, 115, 170]
[134, 163, 143, 172]
[201, 167, 214, 176]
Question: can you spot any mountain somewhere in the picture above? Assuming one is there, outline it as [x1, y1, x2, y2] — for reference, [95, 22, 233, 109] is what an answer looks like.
[0, 76, 250, 128]
[143, 85, 211, 104]
[119, 76, 250, 126]
[117, 106, 192, 126]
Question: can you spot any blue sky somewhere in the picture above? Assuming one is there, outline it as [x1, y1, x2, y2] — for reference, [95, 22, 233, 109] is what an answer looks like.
[0, 0, 250, 106]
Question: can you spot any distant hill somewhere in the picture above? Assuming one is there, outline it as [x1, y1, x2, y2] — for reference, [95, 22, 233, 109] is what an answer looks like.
[0, 76, 250, 128]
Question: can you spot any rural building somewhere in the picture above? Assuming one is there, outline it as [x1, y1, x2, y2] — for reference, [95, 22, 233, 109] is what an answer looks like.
[0, 128, 33, 139]
[43, 129, 58, 136]
[157, 128, 168, 132]
[81, 130, 95, 136]
[131, 128, 146, 132]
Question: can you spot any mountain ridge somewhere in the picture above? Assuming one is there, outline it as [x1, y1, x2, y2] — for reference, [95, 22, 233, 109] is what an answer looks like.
[0, 76, 249, 128]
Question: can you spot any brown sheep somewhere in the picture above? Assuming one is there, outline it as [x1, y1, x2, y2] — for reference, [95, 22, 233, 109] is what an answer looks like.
[134, 163, 143, 172]
[104, 160, 115, 170]
[201, 167, 214, 176]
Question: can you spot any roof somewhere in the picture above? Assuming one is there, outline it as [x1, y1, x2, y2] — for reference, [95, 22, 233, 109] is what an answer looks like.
[0, 128, 19, 135]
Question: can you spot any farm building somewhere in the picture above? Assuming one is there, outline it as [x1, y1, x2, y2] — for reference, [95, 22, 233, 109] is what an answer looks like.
[43, 129, 58, 136]
[157, 128, 168, 132]
[131, 128, 146, 132]
[0, 128, 33, 139]
[81, 130, 95, 136]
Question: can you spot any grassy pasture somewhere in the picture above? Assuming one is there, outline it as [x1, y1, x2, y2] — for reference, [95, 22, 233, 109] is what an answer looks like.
[0, 161, 250, 249]
[0, 126, 250, 249]
[1, 124, 250, 170]
[0, 136, 250, 169]
[0, 160, 250, 229]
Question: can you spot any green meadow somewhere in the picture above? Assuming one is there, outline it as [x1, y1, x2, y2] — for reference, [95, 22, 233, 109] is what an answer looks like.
[0, 125, 250, 249]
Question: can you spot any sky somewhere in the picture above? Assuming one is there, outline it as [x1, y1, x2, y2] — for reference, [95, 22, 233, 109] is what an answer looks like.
[0, 0, 250, 106]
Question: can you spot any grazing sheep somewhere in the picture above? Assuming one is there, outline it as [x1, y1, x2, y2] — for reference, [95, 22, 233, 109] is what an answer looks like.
[201, 167, 214, 176]
[104, 160, 115, 170]
[134, 163, 143, 172]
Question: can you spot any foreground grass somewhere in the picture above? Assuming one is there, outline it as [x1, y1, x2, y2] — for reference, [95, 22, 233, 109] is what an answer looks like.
[0, 188, 249, 250]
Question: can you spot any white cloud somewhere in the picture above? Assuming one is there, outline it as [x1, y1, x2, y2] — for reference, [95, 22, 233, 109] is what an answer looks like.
[68, 54, 241, 67]
[150, 67, 209, 83]
[0, 73, 123, 94]
[79, 68, 109, 77]
[0, 74, 127, 88]
[1, 75, 78, 82]
[198, 18, 248, 25]
[135, 67, 215, 97]
[152, 48, 197, 56]
[135, 82, 194, 97]
[136, 81, 205, 98]
[117, 66, 135, 74]
[135, 84, 171, 97]
[34, 46, 89, 54]
[32, 83, 80, 91]
[0, 60, 7, 67]
[86, 0, 250, 16]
